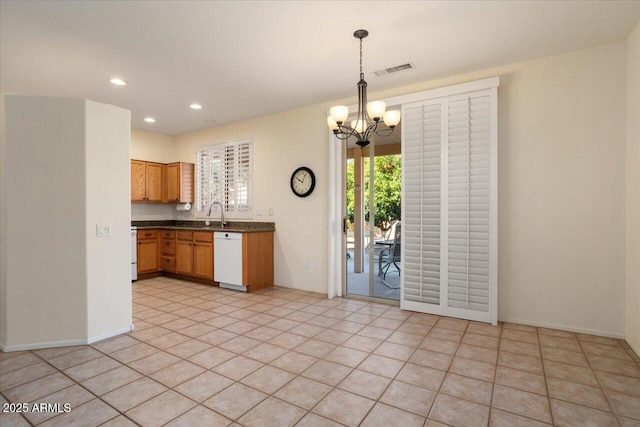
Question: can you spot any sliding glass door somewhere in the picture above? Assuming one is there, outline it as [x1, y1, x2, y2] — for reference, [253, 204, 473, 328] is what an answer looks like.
[344, 133, 402, 301]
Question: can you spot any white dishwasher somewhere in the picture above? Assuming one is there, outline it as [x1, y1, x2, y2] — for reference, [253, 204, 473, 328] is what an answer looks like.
[214, 232, 245, 291]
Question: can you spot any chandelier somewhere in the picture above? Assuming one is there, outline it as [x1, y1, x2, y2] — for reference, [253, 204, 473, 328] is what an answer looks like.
[327, 29, 401, 148]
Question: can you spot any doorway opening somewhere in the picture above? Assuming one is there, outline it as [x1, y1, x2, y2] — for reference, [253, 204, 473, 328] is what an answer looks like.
[344, 125, 401, 301]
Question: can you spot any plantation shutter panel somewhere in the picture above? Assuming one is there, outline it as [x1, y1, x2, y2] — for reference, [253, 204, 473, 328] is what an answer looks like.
[196, 139, 252, 217]
[227, 140, 251, 215]
[446, 93, 492, 318]
[401, 83, 497, 324]
[403, 101, 444, 310]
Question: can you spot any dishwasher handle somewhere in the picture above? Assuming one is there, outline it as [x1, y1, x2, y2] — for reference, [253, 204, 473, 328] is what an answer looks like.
[214, 232, 242, 240]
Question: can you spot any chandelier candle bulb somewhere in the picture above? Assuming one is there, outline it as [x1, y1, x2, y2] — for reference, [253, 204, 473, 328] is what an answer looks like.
[330, 106, 349, 124]
[383, 110, 401, 128]
[367, 101, 386, 120]
[327, 117, 339, 130]
[351, 119, 367, 133]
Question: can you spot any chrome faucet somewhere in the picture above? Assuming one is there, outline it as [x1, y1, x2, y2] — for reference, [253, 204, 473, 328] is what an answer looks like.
[205, 201, 227, 227]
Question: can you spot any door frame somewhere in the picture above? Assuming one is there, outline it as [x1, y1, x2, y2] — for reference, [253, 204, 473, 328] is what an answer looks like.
[327, 77, 499, 324]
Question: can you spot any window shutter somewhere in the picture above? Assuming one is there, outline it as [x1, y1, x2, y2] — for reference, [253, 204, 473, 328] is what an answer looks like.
[401, 84, 497, 324]
[403, 101, 443, 307]
[447, 94, 491, 313]
[196, 138, 252, 218]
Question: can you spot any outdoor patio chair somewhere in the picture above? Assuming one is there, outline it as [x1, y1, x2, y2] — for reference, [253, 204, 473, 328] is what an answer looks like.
[378, 221, 401, 280]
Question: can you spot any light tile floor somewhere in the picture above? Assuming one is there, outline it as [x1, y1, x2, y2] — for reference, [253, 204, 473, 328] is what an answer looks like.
[1, 277, 640, 426]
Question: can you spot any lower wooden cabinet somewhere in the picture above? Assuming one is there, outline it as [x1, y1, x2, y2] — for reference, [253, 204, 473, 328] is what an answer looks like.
[176, 237, 194, 276]
[174, 231, 213, 280]
[136, 227, 273, 291]
[137, 229, 159, 274]
[193, 232, 214, 280]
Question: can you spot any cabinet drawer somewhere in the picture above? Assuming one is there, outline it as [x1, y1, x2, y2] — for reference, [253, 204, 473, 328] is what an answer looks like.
[194, 231, 213, 243]
[161, 230, 175, 239]
[138, 229, 158, 239]
[161, 256, 176, 272]
[177, 231, 193, 241]
[162, 239, 176, 255]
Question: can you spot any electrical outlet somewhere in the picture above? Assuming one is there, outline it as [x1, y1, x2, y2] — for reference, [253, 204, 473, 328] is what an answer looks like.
[268, 208, 273, 216]
[305, 260, 310, 270]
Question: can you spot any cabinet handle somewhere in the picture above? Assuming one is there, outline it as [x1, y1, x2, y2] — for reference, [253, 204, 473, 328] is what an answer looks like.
[145, 233, 152, 237]
[138, 242, 142, 245]
[165, 242, 170, 246]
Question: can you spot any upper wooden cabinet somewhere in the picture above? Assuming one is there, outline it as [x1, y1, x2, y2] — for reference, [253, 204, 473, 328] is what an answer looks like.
[131, 160, 163, 202]
[131, 160, 194, 203]
[166, 162, 194, 203]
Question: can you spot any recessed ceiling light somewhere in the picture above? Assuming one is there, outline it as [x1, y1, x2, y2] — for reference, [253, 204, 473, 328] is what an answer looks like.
[144, 117, 156, 123]
[190, 104, 202, 110]
[109, 78, 127, 86]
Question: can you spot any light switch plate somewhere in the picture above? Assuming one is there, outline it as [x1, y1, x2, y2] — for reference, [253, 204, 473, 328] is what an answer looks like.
[256, 208, 262, 216]
[96, 224, 111, 237]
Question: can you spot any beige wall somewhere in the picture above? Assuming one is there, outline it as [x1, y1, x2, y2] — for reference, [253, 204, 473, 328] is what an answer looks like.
[1, 96, 132, 350]
[173, 105, 330, 293]
[131, 128, 174, 163]
[495, 43, 627, 337]
[85, 100, 132, 340]
[626, 22, 640, 353]
[1, 96, 88, 348]
[172, 40, 629, 336]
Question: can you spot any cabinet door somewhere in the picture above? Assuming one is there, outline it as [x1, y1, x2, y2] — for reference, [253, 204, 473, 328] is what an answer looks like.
[166, 163, 180, 202]
[138, 239, 159, 273]
[176, 240, 194, 276]
[131, 160, 146, 201]
[193, 242, 213, 280]
[145, 162, 163, 202]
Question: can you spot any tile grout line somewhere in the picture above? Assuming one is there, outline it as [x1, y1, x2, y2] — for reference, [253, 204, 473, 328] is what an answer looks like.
[537, 325, 555, 426]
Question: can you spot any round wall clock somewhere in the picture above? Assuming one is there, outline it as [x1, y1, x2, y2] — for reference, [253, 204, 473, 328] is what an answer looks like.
[290, 166, 316, 198]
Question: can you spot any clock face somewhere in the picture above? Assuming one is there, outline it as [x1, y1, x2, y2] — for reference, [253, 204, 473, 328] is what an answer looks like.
[291, 167, 316, 198]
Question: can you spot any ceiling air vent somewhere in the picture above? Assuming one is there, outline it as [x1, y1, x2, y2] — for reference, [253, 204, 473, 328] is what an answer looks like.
[374, 62, 415, 77]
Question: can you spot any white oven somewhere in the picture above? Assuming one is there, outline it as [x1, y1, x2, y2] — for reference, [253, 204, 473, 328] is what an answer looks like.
[131, 226, 137, 281]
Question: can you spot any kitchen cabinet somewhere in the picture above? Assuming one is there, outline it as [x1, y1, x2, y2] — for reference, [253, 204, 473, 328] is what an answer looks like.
[137, 229, 160, 273]
[133, 226, 272, 288]
[176, 232, 194, 276]
[175, 231, 214, 280]
[131, 160, 163, 202]
[166, 162, 194, 203]
[243, 231, 274, 291]
[160, 230, 176, 273]
[193, 232, 214, 280]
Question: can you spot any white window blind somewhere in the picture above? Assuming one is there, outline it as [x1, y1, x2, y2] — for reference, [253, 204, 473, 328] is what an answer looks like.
[402, 84, 497, 324]
[447, 95, 491, 313]
[403, 101, 443, 306]
[196, 138, 252, 218]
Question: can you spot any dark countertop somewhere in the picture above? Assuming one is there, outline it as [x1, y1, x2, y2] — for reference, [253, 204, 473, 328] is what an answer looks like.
[132, 220, 275, 233]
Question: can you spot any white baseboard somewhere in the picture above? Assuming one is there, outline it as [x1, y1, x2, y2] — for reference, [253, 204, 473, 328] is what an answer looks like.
[87, 325, 134, 345]
[626, 336, 640, 358]
[498, 317, 625, 339]
[0, 325, 134, 352]
[0, 338, 88, 353]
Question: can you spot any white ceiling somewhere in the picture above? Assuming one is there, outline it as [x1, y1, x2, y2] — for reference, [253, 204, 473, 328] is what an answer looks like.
[1, 1, 639, 136]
